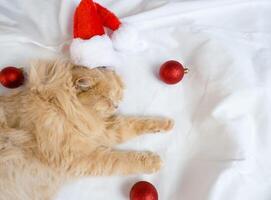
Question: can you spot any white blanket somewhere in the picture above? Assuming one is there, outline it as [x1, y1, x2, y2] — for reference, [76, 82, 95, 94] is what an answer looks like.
[1, 0, 271, 199]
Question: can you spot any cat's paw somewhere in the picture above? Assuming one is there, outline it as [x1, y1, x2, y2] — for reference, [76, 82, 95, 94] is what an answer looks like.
[153, 118, 174, 133]
[141, 152, 162, 173]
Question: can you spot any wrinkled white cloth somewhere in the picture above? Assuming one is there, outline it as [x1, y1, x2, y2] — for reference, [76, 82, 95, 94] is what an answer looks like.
[0, 0, 271, 200]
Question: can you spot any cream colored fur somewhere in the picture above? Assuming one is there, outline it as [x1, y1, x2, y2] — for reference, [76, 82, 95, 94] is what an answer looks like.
[0, 60, 174, 200]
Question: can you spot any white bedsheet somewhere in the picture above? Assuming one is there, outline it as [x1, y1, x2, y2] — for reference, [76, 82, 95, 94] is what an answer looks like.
[1, 0, 271, 199]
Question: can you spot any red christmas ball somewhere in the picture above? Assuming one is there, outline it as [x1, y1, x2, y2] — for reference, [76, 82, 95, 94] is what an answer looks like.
[130, 181, 158, 200]
[159, 60, 188, 84]
[0, 66, 24, 89]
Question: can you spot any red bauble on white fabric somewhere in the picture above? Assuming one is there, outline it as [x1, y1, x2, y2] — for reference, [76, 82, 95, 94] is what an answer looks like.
[0, 66, 24, 89]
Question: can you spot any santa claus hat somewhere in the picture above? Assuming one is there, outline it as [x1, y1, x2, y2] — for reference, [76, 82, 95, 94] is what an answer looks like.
[70, 0, 145, 68]
[73, 0, 121, 39]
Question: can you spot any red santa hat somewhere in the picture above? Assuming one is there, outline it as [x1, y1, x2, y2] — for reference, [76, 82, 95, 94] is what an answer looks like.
[73, 0, 121, 39]
[70, 0, 145, 68]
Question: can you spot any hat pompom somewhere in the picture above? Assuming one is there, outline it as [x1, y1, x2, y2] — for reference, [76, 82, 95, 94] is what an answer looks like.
[111, 23, 148, 52]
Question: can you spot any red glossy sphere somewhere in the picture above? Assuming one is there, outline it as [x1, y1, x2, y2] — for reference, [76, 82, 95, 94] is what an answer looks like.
[130, 181, 158, 200]
[0, 66, 24, 89]
[159, 60, 185, 84]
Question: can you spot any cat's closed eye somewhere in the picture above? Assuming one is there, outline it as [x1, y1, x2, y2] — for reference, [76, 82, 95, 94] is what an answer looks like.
[75, 78, 93, 91]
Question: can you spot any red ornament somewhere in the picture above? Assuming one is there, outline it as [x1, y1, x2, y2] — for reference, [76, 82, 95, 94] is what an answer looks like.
[0, 66, 24, 89]
[130, 181, 158, 200]
[159, 60, 188, 84]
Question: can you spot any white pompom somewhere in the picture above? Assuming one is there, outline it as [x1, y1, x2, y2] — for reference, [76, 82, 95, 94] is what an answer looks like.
[70, 35, 119, 68]
[111, 23, 148, 52]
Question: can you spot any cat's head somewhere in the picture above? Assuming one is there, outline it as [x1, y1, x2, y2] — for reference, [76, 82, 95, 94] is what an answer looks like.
[72, 65, 124, 116]
[28, 60, 124, 117]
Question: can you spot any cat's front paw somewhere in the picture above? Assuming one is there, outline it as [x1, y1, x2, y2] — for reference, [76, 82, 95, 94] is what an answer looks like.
[153, 118, 174, 133]
[141, 152, 162, 173]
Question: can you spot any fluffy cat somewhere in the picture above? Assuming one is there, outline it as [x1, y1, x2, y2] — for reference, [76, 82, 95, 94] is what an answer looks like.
[0, 60, 174, 200]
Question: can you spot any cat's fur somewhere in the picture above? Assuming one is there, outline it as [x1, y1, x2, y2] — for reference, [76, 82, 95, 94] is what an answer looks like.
[0, 60, 174, 200]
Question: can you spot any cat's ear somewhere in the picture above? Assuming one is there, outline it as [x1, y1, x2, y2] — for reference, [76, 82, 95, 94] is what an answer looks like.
[75, 77, 94, 92]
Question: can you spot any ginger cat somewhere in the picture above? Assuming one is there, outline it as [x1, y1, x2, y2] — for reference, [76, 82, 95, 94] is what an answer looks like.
[0, 60, 174, 200]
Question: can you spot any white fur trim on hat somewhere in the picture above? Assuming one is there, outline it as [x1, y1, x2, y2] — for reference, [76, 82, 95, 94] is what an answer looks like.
[111, 23, 148, 52]
[70, 35, 118, 67]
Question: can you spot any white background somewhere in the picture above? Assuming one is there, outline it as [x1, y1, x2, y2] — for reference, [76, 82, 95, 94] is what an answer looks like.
[0, 0, 271, 199]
